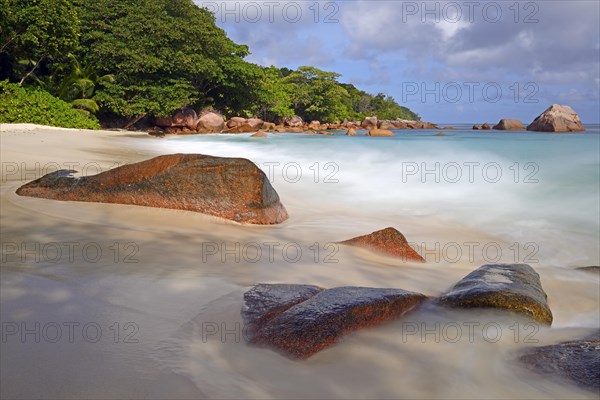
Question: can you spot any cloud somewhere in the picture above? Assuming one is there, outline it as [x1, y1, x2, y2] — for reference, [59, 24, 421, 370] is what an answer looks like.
[339, 0, 600, 83]
[193, 0, 599, 121]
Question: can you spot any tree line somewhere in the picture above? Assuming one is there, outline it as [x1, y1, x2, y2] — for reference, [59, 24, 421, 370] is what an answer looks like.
[0, 0, 419, 128]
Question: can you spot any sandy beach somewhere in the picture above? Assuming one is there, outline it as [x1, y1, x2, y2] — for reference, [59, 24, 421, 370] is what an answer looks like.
[1, 125, 598, 399]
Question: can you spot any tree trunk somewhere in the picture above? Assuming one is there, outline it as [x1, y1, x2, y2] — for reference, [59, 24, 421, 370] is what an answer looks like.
[123, 114, 146, 129]
[19, 55, 45, 86]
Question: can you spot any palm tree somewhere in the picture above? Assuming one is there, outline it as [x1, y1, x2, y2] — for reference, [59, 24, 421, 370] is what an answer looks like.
[56, 54, 114, 116]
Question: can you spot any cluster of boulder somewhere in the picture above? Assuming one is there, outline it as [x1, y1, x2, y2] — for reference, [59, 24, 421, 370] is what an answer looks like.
[242, 263, 555, 359]
[474, 104, 585, 132]
[150, 103, 585, 136]
[150, 108, 439, 137]
[242, 264, 599, 390]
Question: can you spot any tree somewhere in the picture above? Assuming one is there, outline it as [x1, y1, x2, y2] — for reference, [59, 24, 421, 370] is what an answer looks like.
[0, 0, 80, 85]
[370, 93, 420, 120]
[283, 66, 351, 122]
[252, 67, 294, 121]
[54, 54, 115, 115]
[74, 0, 253, 123]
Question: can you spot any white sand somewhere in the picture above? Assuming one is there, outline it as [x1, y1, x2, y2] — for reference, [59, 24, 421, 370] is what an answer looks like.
[1, 125, 598, 399]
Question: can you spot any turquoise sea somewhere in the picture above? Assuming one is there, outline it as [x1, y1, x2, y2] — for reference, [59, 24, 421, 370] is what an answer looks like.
[162, 125, 600, 267]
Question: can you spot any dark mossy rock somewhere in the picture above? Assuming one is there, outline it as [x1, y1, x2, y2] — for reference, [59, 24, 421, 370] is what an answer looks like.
[436, 264, 553, 325]
[577, 266, 600, 274]
[242, 285, 427, 359]
[519, 330, 600, 391]
[242, 284, 324, 342]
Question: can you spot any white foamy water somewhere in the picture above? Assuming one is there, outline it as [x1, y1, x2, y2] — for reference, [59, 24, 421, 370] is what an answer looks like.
[1, 127, 598, 399]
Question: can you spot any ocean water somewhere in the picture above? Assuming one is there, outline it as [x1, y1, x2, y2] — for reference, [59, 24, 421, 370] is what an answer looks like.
[161, 125, 600, 268]
[1, 125, 599, 399]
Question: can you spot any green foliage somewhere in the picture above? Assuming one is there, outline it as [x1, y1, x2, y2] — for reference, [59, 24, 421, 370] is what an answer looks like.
[283, 66, 350, 122]
[52, 54, 114, 114]
[251, 66, 294, 121]
[0, 80, 100, 129]
[0, 0, 420, 127]
[0, 0, 80, 85]
[74, 0, 249, 119]
[94, 78, 197, 118]
[340, 85, 420, 121]
[369, 93, 419, 120]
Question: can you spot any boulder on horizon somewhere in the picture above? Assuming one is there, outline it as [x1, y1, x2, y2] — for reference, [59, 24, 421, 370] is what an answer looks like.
[527, 104, 585, 132]
[493, 119, 524, 130]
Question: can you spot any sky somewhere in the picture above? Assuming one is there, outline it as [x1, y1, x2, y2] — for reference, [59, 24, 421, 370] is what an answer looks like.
[193, 0, 600, 123]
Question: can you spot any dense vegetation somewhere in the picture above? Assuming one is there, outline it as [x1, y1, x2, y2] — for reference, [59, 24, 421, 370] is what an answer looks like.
[0, 0, 419, 128]
[0, 81, 100, 129]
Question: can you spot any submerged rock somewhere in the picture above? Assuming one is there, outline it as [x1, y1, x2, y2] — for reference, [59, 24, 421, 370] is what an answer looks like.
[436, 264, 553, 325]
[16, 154, 288, 225]
[366, 128, 394, 137]
[338, 227, 425, 262]
[519, 331, 600, 390]
[242, 284, 324, 342]
[250, 131, 267, 138]
[527, 104, 585, 132]
[577, 266, 600, 274]
[243, 285, 427, 359]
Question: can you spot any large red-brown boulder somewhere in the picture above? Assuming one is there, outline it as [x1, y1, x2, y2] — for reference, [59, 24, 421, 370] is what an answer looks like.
[527, 104, 585, 132]
[16, 154, 288, 225]
[197, 112, 225, 132]
[338, 227, 425, 262]
[242, 284, 427, 359]
[155, 107, 198, 130]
